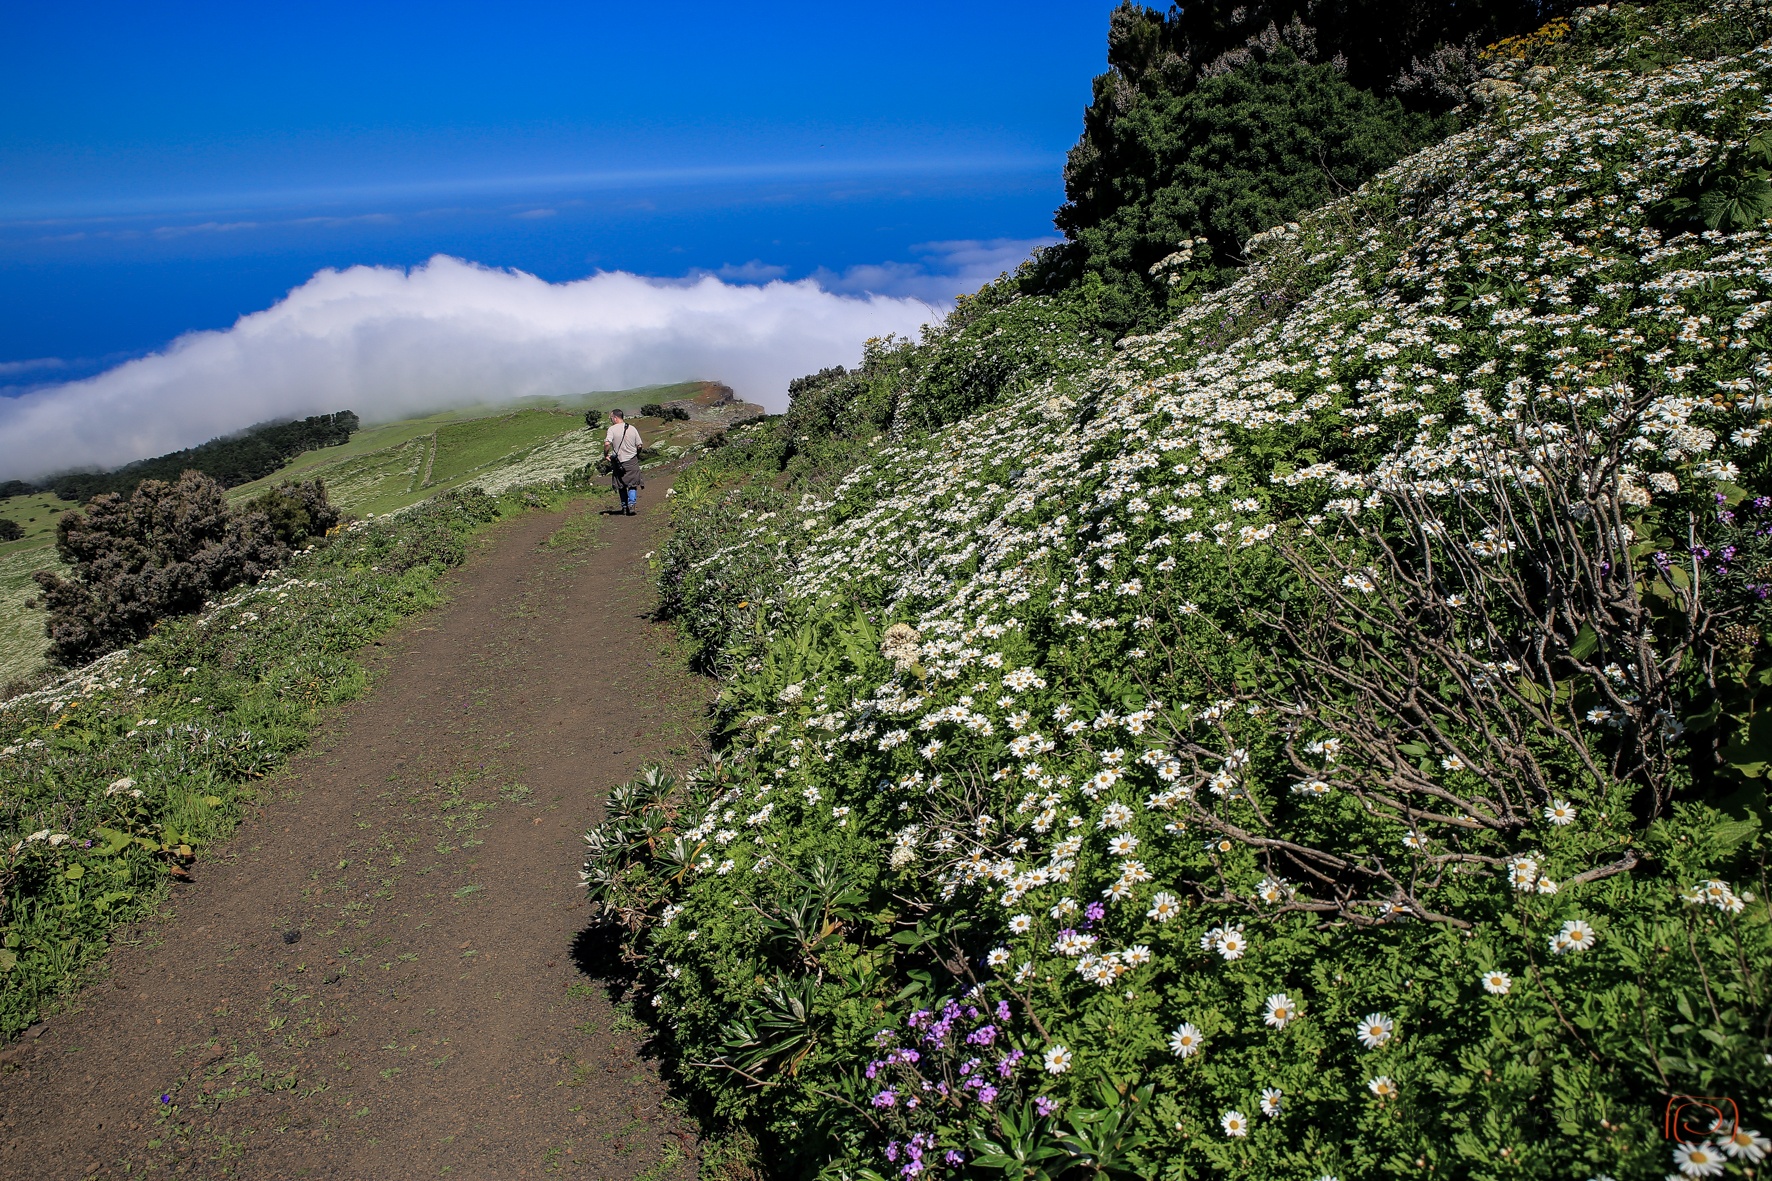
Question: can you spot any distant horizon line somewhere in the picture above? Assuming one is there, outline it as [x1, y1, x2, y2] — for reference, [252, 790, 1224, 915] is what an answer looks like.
[0, 152, 1063, 225]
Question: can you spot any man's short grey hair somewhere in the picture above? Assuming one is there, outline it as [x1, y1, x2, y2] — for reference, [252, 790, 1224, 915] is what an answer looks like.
[610, 408, 625, 418]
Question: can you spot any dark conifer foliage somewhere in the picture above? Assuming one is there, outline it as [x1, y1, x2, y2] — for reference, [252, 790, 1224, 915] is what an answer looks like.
[1036, 1, 1577, 334]
[40, 411, 359, 503]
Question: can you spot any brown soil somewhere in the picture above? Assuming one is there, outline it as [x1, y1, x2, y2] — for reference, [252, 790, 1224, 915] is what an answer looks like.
[0, 480, 710, 1179]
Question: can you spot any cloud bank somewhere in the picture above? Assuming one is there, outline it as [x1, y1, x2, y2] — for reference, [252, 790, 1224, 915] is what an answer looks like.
[0, 256, 943, 481]
[814, 237, 1057, 304]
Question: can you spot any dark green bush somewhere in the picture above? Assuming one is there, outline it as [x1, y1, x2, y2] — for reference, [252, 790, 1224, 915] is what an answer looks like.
[32, 472, 339, 666]
[1045, 46, 1453, 334]
[43, 411, 358, 503]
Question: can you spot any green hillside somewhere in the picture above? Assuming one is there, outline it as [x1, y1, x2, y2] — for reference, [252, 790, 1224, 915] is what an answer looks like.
[590, 4, 1772, 1178]
[225, 382, 710, 514]
[0, 383, 712, 688]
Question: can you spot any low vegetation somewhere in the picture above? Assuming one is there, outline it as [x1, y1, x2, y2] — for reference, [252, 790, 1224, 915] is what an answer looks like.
[0, 388, 706, 689]
[586, 3, 1772, 1178]
[0, 489, 505, 1036]
[0, 389, 665, 1037]
[33, 474, 339, 666]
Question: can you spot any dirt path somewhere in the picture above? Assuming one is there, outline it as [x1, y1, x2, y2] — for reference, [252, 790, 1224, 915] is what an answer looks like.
[1, 481, 710, 1179]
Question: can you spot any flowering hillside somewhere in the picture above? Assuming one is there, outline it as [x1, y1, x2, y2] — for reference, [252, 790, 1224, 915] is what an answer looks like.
[592, 7, 1772, 1179]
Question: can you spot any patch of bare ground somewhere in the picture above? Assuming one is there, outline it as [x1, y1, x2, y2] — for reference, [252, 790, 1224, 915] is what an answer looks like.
[0, 479, 708, 1179]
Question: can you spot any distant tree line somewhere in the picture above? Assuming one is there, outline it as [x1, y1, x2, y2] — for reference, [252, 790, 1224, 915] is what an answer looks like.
[2, 411, 360, 504]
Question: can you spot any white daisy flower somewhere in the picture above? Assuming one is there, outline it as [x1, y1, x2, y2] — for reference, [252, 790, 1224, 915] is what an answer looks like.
[1220, 1110, 1249, 1137]
[1543, 799, 1577, 826]
[1673, 1141, 1727, 1177]
[1355, 1013, 1394, 1049]
[1168, 1022, 1204, 1058]
[1551, 919, 1597, 955]
[1479, 970, 1512, 996]
[1263, 993, 1299, 1028]
[1720, 1127, 1770, 1162]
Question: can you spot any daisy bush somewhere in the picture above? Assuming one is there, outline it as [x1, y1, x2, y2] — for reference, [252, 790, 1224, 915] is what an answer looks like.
[596, 7, 1772, 1179]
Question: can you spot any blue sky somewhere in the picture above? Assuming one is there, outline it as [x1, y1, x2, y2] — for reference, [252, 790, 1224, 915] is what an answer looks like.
[0, 1, 1118, 378]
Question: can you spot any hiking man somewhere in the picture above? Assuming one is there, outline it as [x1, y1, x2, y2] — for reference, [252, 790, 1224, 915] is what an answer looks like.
[604, 408, 643, 515]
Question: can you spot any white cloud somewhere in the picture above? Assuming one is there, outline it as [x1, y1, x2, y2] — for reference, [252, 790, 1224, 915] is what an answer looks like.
[0, 255, 941, 481]
[713, 260, 790, 282]
[813, 237, 1057, 302]
[0, 357, 66, 378]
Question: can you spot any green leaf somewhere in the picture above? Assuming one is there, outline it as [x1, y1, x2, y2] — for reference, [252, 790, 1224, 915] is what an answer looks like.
[1570, 624, 1599, 661]
[0, 950, 16, 972]
[1713, 816, 1761, 851]
[92, 827, 133, 856]
[202, 795, 224, 807]
[1721, 713, 1772, 778]
[64, 865, 85, 881]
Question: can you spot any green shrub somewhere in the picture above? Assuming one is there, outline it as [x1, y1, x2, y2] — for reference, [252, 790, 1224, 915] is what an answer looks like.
[1047, 46, 1454, 335]
[31, 472, 339, 666]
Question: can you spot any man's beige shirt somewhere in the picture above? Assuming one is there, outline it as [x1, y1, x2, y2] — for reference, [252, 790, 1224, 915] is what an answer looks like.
[605, 422, 642, 462]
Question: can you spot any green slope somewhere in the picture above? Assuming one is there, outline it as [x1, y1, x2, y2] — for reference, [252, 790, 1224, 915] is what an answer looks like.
[0, 383, 713, 687]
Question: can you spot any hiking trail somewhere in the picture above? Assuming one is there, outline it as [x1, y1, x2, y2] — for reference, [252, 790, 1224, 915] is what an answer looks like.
[1, 480, 708, 1179]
